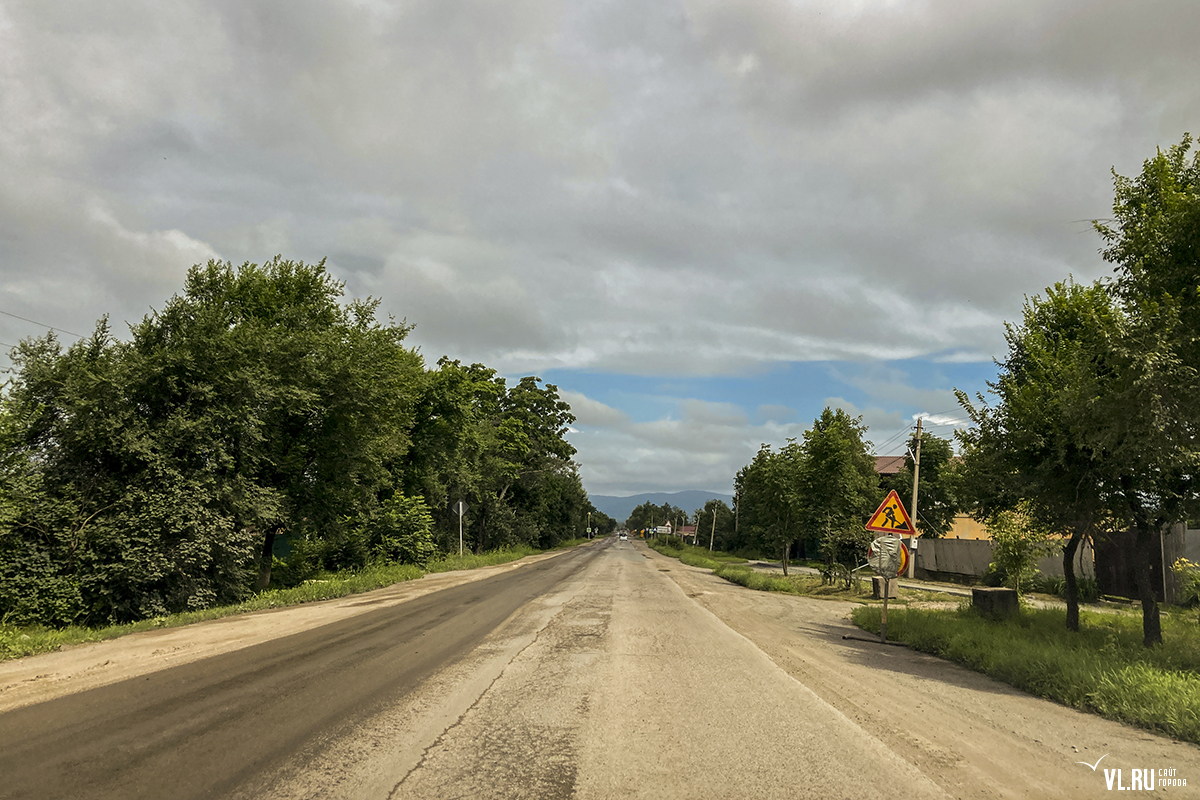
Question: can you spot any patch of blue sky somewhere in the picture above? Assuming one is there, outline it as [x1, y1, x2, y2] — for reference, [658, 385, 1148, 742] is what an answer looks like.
[538, 357, 998, 430]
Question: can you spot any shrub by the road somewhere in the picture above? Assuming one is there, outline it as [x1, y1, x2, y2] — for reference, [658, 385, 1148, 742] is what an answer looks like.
[852, 604, 1200, 744]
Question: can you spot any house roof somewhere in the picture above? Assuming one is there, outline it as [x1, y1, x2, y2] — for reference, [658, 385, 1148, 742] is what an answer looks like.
[874, 455, 906, 475]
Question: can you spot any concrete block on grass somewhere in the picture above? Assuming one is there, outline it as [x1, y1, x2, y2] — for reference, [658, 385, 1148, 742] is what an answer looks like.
[972, 587, 1018, 619]
[872, 576, 899, 599]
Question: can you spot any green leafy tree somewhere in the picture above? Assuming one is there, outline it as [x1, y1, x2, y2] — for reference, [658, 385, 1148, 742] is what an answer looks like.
[583, 505, 616, 536]
[693, 499, 734, 551]
[126, 258, 425, 588]
[735, 441, 804, 574]
[625, 501, 686, 534]
[0, 258, 427, 624]
[1092, 134, 1200, 645]
[959, 136, 1200, 646]
[986, 506, 1060, 596]
[1, 321, 260, 623]
[798, 408, 881, 569]
[957, 279, 1117, 632]
[0, 255, 599, 628]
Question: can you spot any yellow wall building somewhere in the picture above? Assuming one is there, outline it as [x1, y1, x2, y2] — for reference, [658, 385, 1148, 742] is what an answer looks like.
[944, 514, 991, 540]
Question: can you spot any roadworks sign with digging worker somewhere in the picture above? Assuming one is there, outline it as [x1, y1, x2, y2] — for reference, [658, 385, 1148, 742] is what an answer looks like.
[865, 489, 913, 534]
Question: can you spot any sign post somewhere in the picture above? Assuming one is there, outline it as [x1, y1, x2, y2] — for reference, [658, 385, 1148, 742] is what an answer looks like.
[454, 500, 468, 556]
[867, 536, 909, 643]
[866, 491, 913, 644]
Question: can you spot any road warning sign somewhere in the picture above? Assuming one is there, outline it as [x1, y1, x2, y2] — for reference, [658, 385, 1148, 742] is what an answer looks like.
[865, 490, 913, 534]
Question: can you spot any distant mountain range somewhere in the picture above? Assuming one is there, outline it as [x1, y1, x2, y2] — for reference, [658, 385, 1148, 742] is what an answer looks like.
[588, 490, 734, 524]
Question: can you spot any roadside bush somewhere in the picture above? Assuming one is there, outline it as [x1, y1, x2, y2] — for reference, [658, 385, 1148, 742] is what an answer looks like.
[986, 508, 1059, 596]
[1173, 558, 1200, 603]
[356, 493, 436, 568]
[1077, 576, 1100, 602]
[980, 563, 1007, 587]
[1041, 575, 1066, 596]
[820, 525, 872, 572]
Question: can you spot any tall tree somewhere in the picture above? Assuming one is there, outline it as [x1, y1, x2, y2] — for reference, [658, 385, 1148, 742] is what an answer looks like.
[1092, 134, 1200, 645]
[693, 499, 734, 551]
[735, 441, 804, 574]
[957, 279, 1117, 632]
[797, 408, 881, 569]
[125, 258, 425, 587]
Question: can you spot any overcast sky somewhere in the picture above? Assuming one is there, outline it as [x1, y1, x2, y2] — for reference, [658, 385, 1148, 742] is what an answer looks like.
[2, 1, 1196, 498]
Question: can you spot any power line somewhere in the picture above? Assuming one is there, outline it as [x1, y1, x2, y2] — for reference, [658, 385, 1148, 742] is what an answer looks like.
[0, 309, 85, 339]
[872, 424, 915, 454]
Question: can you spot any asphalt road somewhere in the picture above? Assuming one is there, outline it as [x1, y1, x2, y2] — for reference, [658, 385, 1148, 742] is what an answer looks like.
[0, 545, 596, 800]
[5, 538, 1200, 799]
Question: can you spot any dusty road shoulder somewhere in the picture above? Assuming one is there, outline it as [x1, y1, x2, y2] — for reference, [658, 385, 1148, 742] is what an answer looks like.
[641, 542, 1200, 799]
[0, 549, 572, 713]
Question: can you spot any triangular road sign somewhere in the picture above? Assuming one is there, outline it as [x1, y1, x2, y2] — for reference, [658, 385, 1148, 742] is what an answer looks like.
[865, 490, 913, 534]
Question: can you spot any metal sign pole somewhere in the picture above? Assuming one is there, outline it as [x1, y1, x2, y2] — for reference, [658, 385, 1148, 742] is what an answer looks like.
[880, 578, 889, 643]
[455, 500, 467, 557]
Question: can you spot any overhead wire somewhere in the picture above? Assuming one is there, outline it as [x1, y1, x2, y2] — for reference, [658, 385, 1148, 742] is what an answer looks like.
[0, 309, 85, 339]
[871, 425, 913, 454]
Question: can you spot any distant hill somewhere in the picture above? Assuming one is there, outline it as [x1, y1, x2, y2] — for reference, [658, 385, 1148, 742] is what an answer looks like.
[589, 490, 734, 525]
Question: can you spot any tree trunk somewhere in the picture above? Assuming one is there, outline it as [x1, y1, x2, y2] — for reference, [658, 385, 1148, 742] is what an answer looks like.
[1062, 532, 1081, 632]
[781, 542, 790, 577]
[256, 530, 276, 591]
[1132, 526, 1163, 647]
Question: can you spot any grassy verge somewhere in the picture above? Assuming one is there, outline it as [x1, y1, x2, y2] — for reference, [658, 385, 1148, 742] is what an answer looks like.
[851, 603, 1200, 743]
[647, 539, 882, 602]
[0, 541, 576, 662]
[424, 544, 540, 573]
[713, 564, 877, 600]
[646, 539, 748, 571]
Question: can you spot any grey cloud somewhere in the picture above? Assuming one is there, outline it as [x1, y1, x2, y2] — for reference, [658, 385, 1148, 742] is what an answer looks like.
[1, 0, 1195, 378]
[559, 390, 631, 428]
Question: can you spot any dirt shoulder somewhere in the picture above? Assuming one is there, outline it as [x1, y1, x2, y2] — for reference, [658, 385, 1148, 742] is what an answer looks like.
[0, 550, 568, 714]
[643, 543, 1200, 799]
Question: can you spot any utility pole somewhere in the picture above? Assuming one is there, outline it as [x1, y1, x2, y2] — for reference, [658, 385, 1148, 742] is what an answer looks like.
[709, 507, 717, 552]
[908, 417, 922, 579]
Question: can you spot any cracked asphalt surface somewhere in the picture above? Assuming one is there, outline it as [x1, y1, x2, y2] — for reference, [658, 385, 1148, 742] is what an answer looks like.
[3, 538, 1198, 799]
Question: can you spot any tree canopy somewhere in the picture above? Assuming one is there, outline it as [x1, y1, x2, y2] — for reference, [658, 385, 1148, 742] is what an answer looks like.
[957, 134, 1200, 645]
[733, 408, 880, 572]
[0, 258, 596, 626]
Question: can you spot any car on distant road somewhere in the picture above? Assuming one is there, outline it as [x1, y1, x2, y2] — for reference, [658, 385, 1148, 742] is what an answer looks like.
[619, 533, 628, 541]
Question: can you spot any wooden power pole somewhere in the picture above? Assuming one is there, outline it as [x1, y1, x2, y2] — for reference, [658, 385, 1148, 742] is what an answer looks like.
[907, 417, 922, 579]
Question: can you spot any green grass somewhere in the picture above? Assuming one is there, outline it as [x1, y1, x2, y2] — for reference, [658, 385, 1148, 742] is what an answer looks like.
[648, 540, 881, 601]
[647, 539, 748, 571]
[713, 564, 877, 599]
[851, 603, 1200, 743]
[0, 540, 581, 662]
[424, 544, 540, 573]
